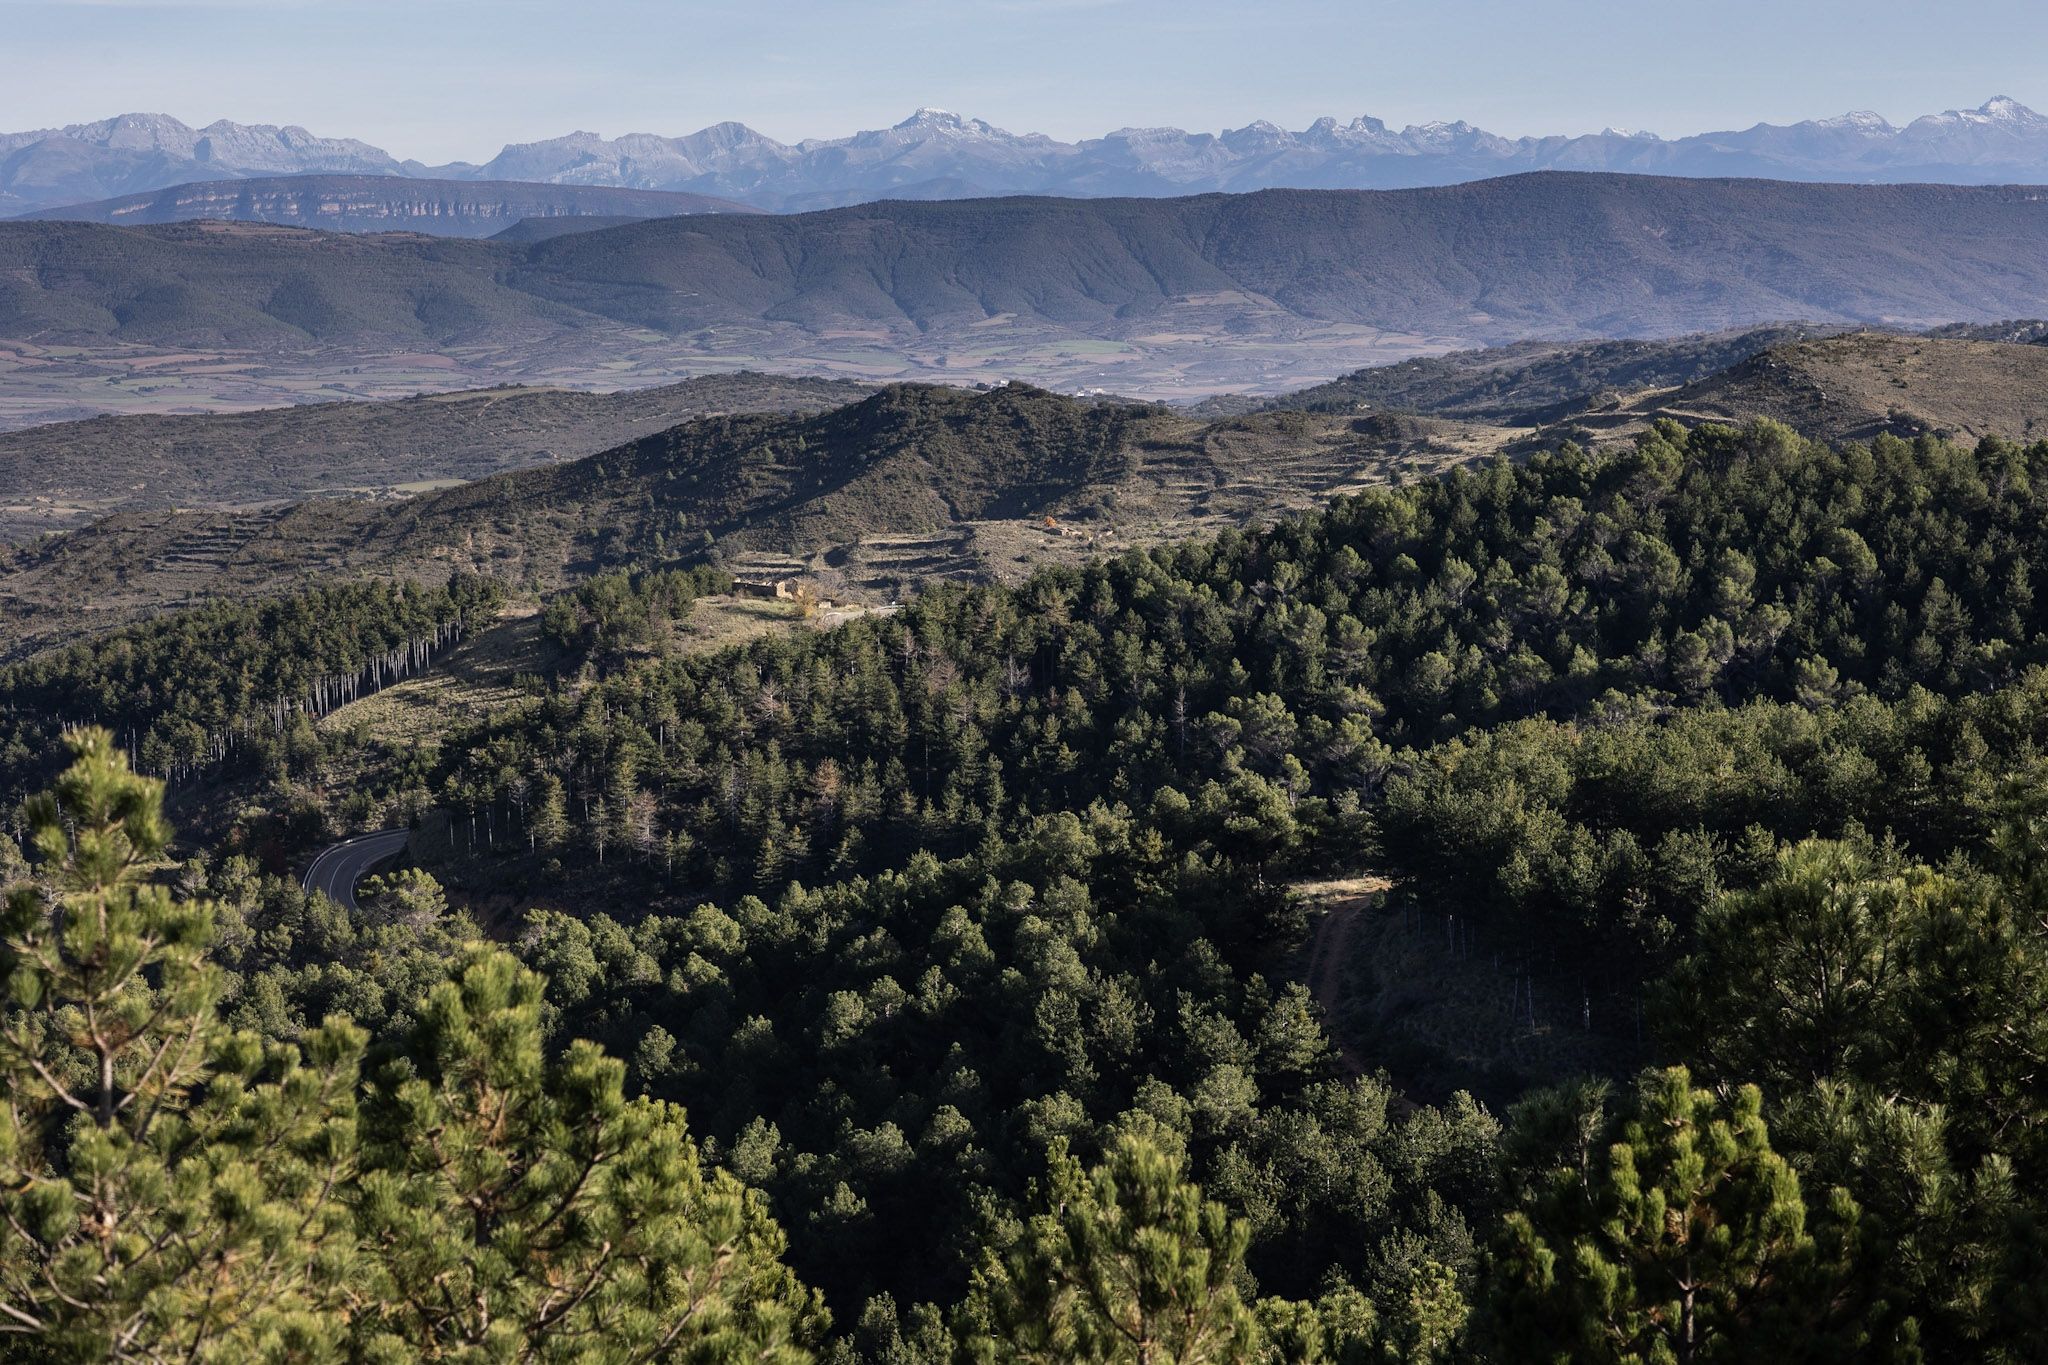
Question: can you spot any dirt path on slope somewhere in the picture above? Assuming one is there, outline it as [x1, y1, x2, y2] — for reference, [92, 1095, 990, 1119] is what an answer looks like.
[1296, 876, 1390, 1077]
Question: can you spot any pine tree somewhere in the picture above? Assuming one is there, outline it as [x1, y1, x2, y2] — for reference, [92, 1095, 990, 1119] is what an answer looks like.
[1667, 836, 2048, 1169]
[530, 772, 570, 853]
[1660, 840, 1920, 1088]
[0, 728, 365, 1361]
[1489, 1066, 1873, 1364]
[351, 946, 825, 1362]
[357, 866, 449, 930]
[963, 1127, 1261, 1364]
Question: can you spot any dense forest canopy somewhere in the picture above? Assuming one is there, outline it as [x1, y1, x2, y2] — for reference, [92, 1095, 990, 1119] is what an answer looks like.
[0, 576, 502, 798]
[4, 414, 2047, 1360]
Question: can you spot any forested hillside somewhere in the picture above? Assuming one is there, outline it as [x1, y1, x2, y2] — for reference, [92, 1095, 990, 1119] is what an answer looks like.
[7, 413, 2047, 1360]
[0, 575, 503, 799]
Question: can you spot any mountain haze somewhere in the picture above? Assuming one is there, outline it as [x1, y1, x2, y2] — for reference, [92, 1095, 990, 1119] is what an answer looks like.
[447, 99, 2048, 210]
[9, 99, 2048, 215]
[5, 177, 2046, 396]
[0, 114, 406, 215]
[17, 175, 756, 237]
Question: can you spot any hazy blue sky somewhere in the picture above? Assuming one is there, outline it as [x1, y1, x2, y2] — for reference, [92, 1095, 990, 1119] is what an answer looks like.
[0, 0, 2040, 162]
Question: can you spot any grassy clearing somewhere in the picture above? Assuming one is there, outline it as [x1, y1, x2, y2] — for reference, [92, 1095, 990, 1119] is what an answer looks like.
[681, 595, 896, 652]
[677, 595, 809, 652]
[312, 595, 886, 813]
[314, 606, 555, 799]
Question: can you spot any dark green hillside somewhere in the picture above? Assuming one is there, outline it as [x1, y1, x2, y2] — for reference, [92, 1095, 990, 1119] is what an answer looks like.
[0, 575, 501, 801]
[0, 370, 875, 541]
[425, 416, 2048, 943]
[11, 406, 2048, 1359]
[366, 382, 1167, 566]
[326, 414, 2048, 1354]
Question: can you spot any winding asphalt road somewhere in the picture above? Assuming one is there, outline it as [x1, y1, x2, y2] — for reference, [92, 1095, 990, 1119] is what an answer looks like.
[301, 829, 410, 913]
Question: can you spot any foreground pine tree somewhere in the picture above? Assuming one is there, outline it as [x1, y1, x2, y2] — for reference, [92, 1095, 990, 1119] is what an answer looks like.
[350, 947, 826, 1363]
[1489, 1066, 1873, 1364]
[0, 728, 365, 1361]
[0, 729, 823, 1364]
[964, 1127, 1262, 1364]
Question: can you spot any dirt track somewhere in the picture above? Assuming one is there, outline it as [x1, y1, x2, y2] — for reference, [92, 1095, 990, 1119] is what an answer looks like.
[1296, 877, 1390, 1076]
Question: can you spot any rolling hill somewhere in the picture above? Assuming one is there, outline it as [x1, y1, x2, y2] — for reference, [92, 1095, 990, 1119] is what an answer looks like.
[15, 175, 756, 237]
[490, 215, 658, 243]
[1238, 325, 1855, 424]
[0, 372, 875, 543]
[0, 383, 1504, 655]
[501, 176, 2048, 342]
[0, 219, 549, 347]
[9, 328, 2048, 659]
[5, 174, 2048, 419]
[1278, 330, 2048, 451]
[1575, 332, 2048, 447]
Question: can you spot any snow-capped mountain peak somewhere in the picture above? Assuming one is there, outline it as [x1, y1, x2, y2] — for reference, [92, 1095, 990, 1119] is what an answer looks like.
[10, 97, 2048, 218]
[1976, 95, 2045, 124]
[892, 108, 1006, 139]
[1814, 109, 1895, 132]
[1912, 95, 2048, 130]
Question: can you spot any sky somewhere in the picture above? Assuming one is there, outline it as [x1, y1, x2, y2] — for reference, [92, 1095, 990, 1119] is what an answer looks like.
[0, 0, 2041, 163]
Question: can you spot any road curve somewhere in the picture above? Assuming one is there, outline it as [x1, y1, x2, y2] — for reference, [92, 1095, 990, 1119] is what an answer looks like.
[301, 829, 410, 913]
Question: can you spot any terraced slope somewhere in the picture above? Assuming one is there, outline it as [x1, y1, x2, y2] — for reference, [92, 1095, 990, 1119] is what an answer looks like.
[0, 384, 1504, 656]
[22, 331, 2037, 659]
[1240, 325, 1851, 424]
[1648, 333, 2048, 444]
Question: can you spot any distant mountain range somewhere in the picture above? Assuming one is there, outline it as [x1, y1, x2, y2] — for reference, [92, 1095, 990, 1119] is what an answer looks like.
[6, 98, 2048, 216]
[14, 175, 755, 237]
[5, 176, 2048, 419]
